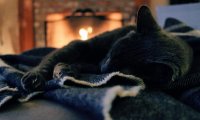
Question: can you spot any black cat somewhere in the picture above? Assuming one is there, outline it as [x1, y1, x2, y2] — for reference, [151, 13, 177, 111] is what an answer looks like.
[21, 6, 192, 92]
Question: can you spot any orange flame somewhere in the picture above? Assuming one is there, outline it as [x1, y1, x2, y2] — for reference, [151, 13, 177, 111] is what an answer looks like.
[79, 27, 93, 40]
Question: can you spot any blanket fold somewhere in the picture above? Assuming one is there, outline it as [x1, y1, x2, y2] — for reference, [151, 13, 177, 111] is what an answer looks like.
[0, 52, 145, 120]
[1, 47, 200, 119]
[1, 18, 200, 118]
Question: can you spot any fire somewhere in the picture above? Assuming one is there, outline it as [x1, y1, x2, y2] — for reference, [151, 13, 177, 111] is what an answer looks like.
[79, 27, 93, 40]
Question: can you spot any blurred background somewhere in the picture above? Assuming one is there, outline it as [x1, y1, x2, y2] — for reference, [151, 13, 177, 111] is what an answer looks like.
[0, 0, 200, 54]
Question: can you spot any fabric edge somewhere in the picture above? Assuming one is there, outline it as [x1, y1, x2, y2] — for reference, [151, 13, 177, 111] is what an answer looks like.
[59, 72, 144, 87]
[102, 85, 144, 120]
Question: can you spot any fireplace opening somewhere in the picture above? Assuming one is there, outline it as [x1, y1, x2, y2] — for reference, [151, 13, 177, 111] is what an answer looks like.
[45, 9, 123, 48]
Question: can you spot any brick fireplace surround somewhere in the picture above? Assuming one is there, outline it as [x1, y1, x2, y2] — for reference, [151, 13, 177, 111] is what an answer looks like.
[33, 0, 136, 47]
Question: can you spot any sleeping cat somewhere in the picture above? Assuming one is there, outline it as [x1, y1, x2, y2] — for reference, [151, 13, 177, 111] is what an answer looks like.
[21, 6, 192, 92]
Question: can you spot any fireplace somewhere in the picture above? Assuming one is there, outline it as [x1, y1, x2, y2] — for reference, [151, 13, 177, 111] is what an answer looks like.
[33, 0, 136, 48]
[45, 9, 123, 48]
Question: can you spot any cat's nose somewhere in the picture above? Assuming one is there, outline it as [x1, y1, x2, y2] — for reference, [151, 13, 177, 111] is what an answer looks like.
[101, 58, 111, 73]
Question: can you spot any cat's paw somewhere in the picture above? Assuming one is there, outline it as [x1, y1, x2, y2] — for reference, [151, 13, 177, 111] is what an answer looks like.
[21, 71, 45, 92]
[53, 63, 79, 79]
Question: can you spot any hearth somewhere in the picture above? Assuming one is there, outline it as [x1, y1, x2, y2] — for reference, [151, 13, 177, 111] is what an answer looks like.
[45, 8, 123, 48]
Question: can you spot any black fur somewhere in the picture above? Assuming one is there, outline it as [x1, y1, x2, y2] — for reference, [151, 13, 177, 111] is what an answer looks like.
[101, 6, 192, 88]
[21, 6, 192, 91]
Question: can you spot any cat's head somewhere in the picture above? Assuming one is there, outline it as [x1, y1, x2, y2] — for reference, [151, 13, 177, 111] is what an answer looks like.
[100, 6, 192, 86]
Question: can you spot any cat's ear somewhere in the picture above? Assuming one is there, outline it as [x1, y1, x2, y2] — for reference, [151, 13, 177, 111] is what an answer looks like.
[136, 6, 161, 34]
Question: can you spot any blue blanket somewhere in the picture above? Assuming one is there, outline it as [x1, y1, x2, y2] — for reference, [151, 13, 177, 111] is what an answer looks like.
[164, 18, 200, 112]
[0, 48, 146, 120]
[1, 49, 200, 120]
[1, 18, 200, 119]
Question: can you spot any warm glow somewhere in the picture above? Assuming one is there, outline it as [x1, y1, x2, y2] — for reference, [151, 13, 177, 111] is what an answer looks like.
[87, 27, 93, 33]
[46, 12, 123, 48]
[79, 28, 88, 40]
[79, 27, 93, 40]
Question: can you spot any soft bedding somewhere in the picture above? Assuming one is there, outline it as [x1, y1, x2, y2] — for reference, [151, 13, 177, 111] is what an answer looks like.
[164, 17, 200, 111]
[0, 49, 200, 120]
[1, 16, 200, 120]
